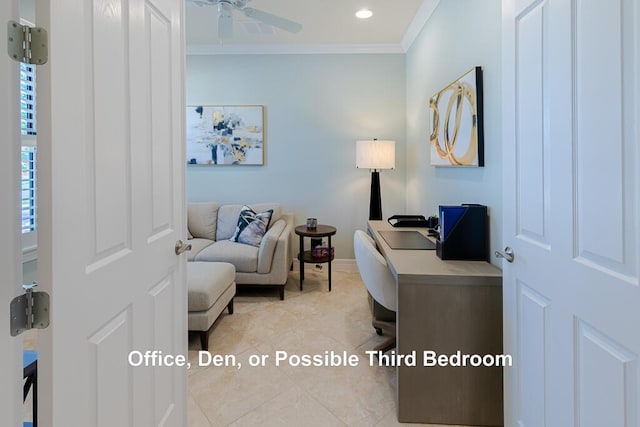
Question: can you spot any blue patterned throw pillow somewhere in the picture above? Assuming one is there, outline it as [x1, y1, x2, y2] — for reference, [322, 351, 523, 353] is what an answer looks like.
[230, 206, 273, 247]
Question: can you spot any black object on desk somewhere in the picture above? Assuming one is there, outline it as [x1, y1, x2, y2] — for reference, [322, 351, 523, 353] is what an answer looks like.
[436, 204, 488, 260]
[387, 215, 429, 228]
[379, 230, 436, 250]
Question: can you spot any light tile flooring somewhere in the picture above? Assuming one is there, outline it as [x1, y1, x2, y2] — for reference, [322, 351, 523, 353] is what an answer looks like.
[187, 267, 467, 427]
[22, 267, 469, 427]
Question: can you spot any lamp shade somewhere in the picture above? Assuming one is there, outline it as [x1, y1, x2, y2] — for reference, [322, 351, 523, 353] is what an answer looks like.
[356, 140, 396, 170]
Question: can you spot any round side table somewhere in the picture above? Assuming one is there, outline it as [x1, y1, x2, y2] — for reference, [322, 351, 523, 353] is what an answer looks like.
[294, 224, 337, 291]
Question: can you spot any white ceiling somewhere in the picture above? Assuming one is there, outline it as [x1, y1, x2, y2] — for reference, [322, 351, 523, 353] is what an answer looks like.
[186, 0, 439, 54]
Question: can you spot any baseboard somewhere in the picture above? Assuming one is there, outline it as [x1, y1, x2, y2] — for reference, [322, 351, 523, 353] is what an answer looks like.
[292, 258, 358, 273]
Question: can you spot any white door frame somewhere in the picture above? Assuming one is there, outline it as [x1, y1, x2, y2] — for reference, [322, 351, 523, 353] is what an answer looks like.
[1, 0, 27, 425]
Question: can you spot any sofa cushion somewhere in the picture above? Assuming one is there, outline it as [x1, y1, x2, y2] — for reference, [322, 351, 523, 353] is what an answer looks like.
[230, 206, 273, 247]
[194, 240, 259, 273]
[187, 262, 236, 311]
[257, 219, 285, 273]
[188, 203, 220, 241]
[187, 238, 214, 261]
[216, 203, 282, 241]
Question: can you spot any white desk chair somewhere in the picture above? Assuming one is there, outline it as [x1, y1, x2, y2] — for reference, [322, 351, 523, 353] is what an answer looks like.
[354, 230, 396, 353]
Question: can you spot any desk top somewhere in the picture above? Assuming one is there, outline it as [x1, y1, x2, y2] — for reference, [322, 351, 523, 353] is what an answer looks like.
[368, 221, 502, 285]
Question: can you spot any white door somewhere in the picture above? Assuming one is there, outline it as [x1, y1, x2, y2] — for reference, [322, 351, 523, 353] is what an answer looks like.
[1, 1, 25, 425]
[36, 0, 187, 425]
[502, 0, 639, 425]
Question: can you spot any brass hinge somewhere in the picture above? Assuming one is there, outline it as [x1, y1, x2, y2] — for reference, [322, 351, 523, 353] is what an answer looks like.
[7, 20, 48, 65]
[10, 283, 50, 337]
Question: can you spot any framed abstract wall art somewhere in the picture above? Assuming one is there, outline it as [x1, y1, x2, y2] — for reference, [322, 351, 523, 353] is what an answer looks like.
[429, 67, 484, 167]
[186, 105, 264, 165]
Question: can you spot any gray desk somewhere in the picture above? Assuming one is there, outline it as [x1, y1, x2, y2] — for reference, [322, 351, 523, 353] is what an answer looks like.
[367, 221, 504, 426]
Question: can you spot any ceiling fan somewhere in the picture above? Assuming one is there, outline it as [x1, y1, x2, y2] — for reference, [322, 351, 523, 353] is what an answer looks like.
[189, 0, 303, 41]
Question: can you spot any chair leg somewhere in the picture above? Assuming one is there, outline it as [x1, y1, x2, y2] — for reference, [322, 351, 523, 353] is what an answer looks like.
[199, 331, 209, 352]
[227, 299, 234, 315]
[371, 319, 396, 354]
[279, 285, 285, 301]
[372, 319, 395, 335]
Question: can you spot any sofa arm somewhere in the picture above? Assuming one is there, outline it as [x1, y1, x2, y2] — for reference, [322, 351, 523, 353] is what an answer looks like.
[257, 219, 286, 273]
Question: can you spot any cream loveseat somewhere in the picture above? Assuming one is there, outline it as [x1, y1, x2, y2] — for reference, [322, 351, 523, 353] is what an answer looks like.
[187, 203, 294, 300]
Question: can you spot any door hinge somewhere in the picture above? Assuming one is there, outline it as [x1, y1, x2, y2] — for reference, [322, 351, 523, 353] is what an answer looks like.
[7, 20, 48, 65]
[10, 283, 50, 337]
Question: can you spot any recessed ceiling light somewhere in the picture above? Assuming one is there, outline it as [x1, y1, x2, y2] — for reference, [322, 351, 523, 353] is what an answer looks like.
[355, 9, 373, 19]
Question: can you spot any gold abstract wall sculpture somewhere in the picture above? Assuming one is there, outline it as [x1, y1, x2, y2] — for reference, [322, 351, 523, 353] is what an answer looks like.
[429, 67, 484, 167]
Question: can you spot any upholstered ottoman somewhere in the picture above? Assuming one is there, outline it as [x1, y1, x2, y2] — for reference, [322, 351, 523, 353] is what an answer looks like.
[188, 262, 236, 351]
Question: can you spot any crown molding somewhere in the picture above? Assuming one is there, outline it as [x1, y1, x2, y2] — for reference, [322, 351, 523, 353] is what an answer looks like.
[400, 0, 440, 52]
[186, 43, 405, 55]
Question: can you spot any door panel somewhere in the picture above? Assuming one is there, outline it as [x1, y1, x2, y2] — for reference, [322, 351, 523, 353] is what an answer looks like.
[576, 321, 636, 427]
[88, 309, 133, 426]
[517, 282, 549, 427]
[1, 0, 25, 425]
[37, 0, 186, 425]
[149, 6, 174, 236]
[91, 0, 131, 261]
[151, 276, 179, 425]
[515, 1, 550, 249]
[574, 0, 637, 280]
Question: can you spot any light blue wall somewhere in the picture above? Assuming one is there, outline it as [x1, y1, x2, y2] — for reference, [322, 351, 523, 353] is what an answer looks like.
[186, 54, 407, 259]
[405, 0, 503, 265]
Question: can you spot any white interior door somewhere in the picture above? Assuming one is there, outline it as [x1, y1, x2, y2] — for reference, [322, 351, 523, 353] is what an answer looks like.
[502, 0, 640, 425]
[1, 1, 25, 425]
[36, 0, 187, 425]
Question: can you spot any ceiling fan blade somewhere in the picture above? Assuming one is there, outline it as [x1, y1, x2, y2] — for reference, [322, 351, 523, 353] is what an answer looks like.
[186, 0, 215, 6]
[242, 7, 302, 33]
[218, 2, 233, 40]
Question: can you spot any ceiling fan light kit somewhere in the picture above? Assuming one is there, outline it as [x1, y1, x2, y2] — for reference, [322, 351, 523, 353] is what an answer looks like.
[191, 0, 303, 42]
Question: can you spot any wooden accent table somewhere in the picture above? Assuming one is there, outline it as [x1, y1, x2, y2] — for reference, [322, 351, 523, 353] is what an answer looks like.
[294, 224, 336, 291]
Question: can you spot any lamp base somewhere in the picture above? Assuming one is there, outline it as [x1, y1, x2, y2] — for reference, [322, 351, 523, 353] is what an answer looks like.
[369, 170, 382, 221]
